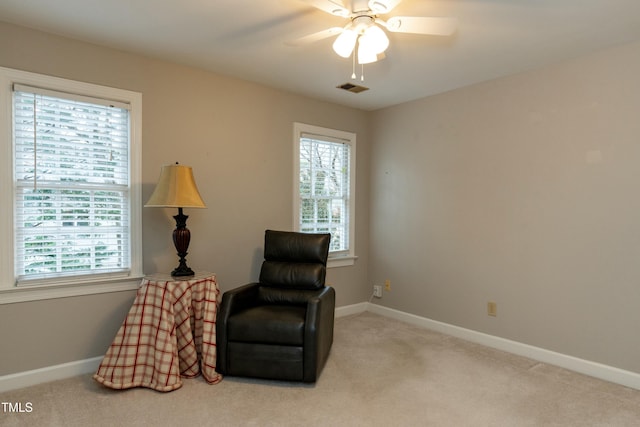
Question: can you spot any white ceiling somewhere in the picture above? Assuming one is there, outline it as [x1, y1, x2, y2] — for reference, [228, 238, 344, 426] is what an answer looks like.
[2, 0, 640, 111]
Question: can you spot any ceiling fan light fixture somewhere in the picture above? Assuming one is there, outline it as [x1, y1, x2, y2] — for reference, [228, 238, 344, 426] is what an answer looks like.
[333, 28, 358, 57]
[361, 24, 389, 54]
[357, 43, 378, 64]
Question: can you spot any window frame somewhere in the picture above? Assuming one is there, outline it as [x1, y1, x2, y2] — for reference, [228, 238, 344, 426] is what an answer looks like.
[293, 122, 357, 268]
[0, 67, 143, 304]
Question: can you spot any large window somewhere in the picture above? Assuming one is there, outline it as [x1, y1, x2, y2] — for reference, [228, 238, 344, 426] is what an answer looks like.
[294, 123, 356, 267]
[0, 67, 142, 303]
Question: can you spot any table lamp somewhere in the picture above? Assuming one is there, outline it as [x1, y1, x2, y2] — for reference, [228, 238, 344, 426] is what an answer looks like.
[145, 163, 206, 276]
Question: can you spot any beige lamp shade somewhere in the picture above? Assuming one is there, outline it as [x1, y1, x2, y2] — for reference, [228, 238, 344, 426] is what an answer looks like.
[145, 163, 206, 208]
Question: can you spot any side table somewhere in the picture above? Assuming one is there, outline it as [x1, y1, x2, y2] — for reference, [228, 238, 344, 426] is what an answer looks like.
[93, 272, 222, 392]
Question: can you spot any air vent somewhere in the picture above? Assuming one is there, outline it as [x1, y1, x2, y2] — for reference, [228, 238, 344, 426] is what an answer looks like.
[336, 82, 369, 93]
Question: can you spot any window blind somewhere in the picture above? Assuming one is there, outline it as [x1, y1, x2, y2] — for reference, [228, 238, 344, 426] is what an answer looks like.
[13, 86, 132, 283]
[299, 135, 351, 254]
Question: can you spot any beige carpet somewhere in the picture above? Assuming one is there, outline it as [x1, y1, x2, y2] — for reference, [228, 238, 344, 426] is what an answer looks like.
[2, 312, 640, 426]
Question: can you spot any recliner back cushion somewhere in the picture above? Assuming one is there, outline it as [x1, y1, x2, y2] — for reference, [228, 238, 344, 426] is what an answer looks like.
[260, 261, 326, 290]
[259, 230, 330, 290]
[263, 230, 330, 265]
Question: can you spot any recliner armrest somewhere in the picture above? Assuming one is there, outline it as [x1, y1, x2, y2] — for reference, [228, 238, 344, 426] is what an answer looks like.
[303, 286, 335, 382]
[219, 282, 261, 317]
[216, 282, 261, 375]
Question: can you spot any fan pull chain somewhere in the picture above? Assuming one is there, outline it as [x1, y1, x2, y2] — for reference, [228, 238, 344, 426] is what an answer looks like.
[351, 50, 356, 79]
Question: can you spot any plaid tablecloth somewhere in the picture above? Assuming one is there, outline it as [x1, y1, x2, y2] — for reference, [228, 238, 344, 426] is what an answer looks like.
[93, 272, 222, 392]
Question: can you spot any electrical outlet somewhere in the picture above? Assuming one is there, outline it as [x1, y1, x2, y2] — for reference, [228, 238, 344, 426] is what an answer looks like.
[384, 279, 391, 291]
[487, 301, 497, 317]
[373, 285, 383, 298]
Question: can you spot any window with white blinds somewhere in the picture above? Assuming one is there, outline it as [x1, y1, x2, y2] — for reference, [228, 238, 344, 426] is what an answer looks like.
[13, 85, 132, 283]
[294, 123, 356, 267]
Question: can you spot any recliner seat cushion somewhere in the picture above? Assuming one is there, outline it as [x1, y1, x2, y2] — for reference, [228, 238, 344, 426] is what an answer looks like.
[257, 282, 326, 304]
[227, 305, 306, 346]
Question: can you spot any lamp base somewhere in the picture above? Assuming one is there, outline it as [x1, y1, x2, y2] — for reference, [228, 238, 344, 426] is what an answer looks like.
[171, 207, 195, 277]
[171, 264, 195, 277]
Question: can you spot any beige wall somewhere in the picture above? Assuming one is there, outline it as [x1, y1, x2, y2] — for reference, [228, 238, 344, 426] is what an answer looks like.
[0, 22, 370, 375]
[369, 40, 640, 373]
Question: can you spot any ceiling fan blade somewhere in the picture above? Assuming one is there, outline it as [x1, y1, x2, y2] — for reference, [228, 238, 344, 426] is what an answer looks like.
[383, 16, 458, 36]
[300, 0, 350, 17]
[368, 0, 402, 14]
[285, 27, 343, 46]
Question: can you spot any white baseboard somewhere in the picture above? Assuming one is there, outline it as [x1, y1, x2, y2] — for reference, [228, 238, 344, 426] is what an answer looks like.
[0, 356, 103, 394]
[3, 303, 639, 393]
[335, 302, 368, 318]
[367, 303, 640, 391]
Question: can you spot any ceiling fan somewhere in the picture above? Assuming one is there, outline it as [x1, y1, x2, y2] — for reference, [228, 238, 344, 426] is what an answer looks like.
[290, 0, 457, 69]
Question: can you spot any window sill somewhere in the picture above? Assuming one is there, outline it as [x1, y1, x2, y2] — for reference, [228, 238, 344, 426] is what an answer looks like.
[328, 255, 358, 268]
[0, 276, 143, 305]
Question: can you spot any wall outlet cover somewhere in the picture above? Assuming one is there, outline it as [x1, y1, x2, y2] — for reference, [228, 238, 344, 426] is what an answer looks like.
[373, 285, 383, 298]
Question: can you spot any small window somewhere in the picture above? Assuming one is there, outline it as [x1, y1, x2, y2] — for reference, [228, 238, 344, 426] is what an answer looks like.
[294, 123, 356, 267]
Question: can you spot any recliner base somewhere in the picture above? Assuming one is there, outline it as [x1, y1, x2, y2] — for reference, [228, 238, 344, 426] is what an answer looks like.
[227, 342, 304, 381]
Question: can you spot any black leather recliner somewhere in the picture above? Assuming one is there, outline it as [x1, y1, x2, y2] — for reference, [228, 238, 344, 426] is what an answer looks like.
[216, 230, 335, 382]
